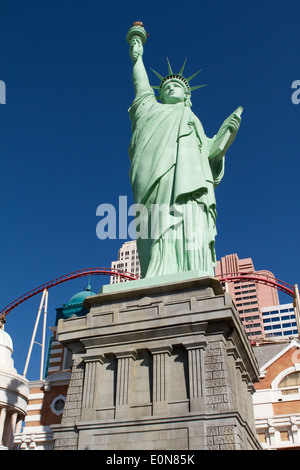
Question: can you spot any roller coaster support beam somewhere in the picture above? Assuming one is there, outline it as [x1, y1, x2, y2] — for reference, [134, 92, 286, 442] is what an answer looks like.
[22, 289, 48, 380]
[294, 284, 300, 340]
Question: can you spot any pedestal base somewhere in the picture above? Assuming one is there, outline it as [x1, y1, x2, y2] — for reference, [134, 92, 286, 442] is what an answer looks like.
[101, 269, 213, 294]
[52, 276, 261, 450]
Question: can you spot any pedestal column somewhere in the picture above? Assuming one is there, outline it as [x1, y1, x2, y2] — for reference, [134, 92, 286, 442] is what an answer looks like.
[115, 350, 137, 418]
[82, 356, 104, 417]
[183, 341, 207, 412]
[150, 346, 172, 415]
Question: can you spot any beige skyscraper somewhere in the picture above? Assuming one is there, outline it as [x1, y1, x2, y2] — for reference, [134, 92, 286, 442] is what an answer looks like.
[110, 240, 140, 284]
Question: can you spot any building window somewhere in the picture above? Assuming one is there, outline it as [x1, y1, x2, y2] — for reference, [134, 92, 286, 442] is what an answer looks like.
[257, 432, 266, 443]
[279, 371, 300, 389]
[245, 323, 261, 329]
[280, 431, 290, 442]
[50, 395, 66, 416]
[277, 371, 300, 396]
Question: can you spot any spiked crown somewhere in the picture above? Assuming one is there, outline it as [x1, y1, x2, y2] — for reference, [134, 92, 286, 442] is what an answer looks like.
[151, 58, 206, 101]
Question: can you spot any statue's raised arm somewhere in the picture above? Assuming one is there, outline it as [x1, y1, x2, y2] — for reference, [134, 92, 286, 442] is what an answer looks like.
[127, 22, 150, 95]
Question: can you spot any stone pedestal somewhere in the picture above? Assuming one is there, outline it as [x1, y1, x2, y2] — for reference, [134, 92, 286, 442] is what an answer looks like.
[51, 276, 261, 450]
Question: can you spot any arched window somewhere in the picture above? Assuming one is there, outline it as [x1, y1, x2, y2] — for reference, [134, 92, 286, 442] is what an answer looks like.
[278, 371, 300, 395]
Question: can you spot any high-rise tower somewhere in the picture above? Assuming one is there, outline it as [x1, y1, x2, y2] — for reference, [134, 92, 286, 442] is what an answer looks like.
[215, 254, 280, 340]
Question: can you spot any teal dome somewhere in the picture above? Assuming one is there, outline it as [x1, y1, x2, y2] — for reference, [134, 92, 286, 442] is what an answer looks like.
[68, 284, 96, 305]
[55, 277, 96, 324]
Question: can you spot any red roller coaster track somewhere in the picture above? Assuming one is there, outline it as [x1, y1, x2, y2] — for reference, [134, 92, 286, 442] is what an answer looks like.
[0, 267, 138, 320]
[0, 268, 295, 321]
[217, 272, 294, 298]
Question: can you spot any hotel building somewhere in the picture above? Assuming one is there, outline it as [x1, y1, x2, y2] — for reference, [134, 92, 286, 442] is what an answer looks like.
[110, 240, 141, 283]
[215, 254, 280, 340]
[262, 303, 298, 339]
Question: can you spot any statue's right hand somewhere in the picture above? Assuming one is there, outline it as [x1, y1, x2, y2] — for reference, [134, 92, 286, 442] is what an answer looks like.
[130, 37, 143, 62]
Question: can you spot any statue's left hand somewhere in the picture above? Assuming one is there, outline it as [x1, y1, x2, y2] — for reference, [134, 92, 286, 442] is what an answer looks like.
[220, 114, 241, 155]
[210, 107, 242, 162]
[228, 115, 241, 134]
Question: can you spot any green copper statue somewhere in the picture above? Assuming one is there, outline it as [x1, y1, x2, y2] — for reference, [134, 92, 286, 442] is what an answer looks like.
[127, 22, 242, 279]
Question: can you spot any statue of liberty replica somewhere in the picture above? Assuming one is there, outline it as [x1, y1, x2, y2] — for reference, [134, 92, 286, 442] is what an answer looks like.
[52, 25, 260, 451]
[127, 22, 242, 279]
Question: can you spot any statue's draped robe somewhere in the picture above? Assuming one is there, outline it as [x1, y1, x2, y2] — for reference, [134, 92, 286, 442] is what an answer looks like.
[129, 87, 225, 278]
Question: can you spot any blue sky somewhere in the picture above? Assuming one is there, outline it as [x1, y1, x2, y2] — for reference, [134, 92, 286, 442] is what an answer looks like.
[1, 0, 299, 380]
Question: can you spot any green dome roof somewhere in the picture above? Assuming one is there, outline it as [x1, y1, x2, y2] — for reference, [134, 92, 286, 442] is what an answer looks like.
[68, 284, 96, 305]
[55, 277, 96, 324]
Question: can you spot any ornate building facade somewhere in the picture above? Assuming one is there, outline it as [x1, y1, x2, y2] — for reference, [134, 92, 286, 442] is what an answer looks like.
[253, 339, 300, 449]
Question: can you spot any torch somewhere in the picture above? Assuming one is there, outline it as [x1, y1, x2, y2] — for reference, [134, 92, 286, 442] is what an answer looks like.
[126, 21, 149, 46]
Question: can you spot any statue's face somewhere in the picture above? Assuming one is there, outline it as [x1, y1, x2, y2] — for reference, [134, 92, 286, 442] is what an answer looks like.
[161, 80, 186, 104]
